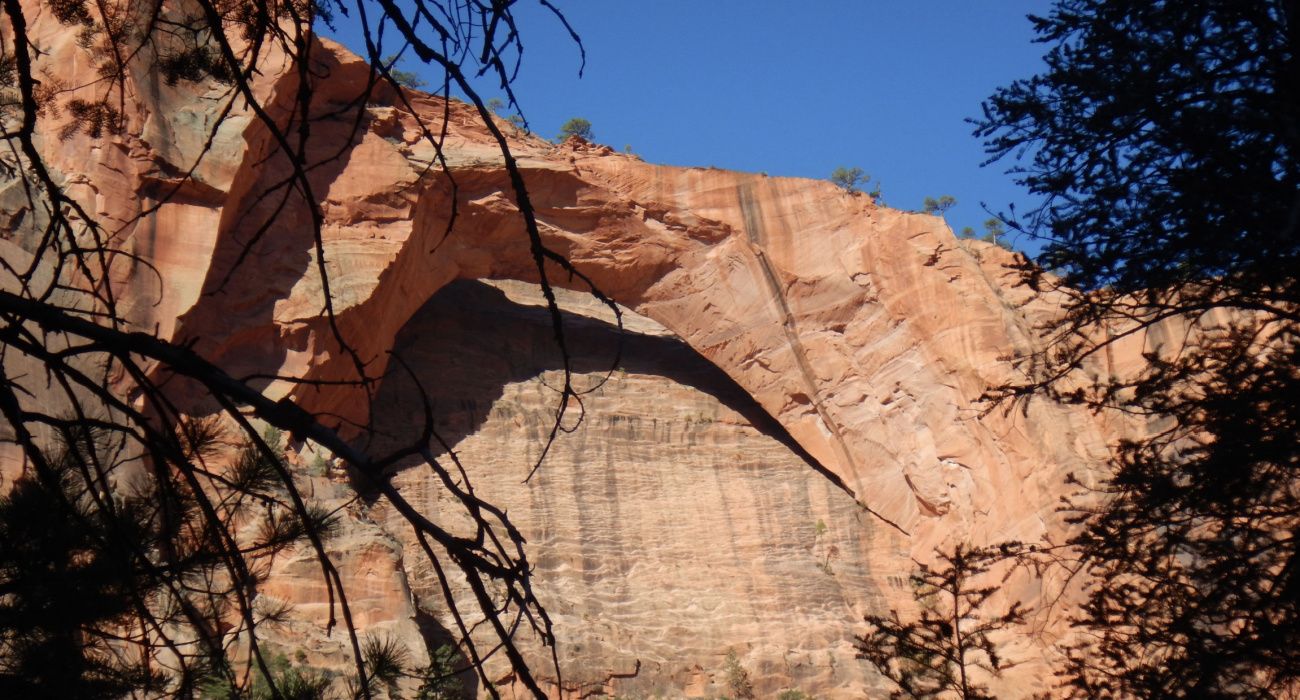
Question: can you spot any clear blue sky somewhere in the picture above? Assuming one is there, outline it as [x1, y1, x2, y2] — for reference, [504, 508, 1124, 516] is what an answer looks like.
[325, 1, 1051, 251]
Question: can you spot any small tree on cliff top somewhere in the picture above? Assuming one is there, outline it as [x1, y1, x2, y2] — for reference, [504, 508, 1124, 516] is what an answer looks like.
[557, 116, 594, 141]
[830, 166, 869, 193]
[382, 54, 427, 90]
[922, 195, 956, 215]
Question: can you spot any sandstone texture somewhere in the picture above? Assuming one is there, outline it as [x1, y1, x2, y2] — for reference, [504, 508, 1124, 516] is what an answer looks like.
[0, 8, 1159, 697]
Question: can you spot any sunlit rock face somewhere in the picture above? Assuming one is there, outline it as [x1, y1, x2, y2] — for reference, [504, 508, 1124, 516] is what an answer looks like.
[366, 280, 902, 697]
[0, 5, 1163, 696]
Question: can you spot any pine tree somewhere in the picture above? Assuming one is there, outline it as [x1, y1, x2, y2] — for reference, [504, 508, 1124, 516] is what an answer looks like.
[858, 544, 1026, 700]
[976, 1, 1300, 695]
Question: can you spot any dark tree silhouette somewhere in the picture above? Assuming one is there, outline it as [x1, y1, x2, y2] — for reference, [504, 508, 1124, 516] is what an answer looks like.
[0, 1, 602, 698]
[976, 1, 1300, 696]
[857, 543, 1027, 700]
[0, 430, 171, 699]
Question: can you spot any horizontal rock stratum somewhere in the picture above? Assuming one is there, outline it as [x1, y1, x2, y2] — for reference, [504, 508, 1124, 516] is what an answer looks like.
[0, 9, 1158, 698]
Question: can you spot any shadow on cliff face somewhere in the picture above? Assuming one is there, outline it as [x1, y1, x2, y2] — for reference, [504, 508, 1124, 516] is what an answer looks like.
[171, 99, 386, 400]
[365, 278, 890, 696]
[365, 279, 830, 483]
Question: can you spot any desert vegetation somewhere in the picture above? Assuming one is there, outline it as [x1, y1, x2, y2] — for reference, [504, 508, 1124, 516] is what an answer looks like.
[557, 117, 594, 142]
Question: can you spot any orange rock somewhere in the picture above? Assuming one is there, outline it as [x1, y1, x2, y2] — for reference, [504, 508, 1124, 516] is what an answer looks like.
[4, 10, 1167, 696]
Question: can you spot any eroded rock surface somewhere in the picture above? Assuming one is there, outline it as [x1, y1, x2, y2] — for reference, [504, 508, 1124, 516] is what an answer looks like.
[1, 9, 1158, 696]
[368, 280, 906, 697]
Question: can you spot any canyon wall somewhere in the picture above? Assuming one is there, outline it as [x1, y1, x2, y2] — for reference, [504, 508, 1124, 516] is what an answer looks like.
[0, 8, 1155, 696]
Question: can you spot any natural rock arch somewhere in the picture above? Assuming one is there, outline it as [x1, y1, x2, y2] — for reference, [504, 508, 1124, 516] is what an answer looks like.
[161, 40, 1119, 539]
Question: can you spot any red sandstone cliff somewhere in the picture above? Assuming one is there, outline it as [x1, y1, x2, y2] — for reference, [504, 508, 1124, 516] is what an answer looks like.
[0, 8, 1163, 697]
